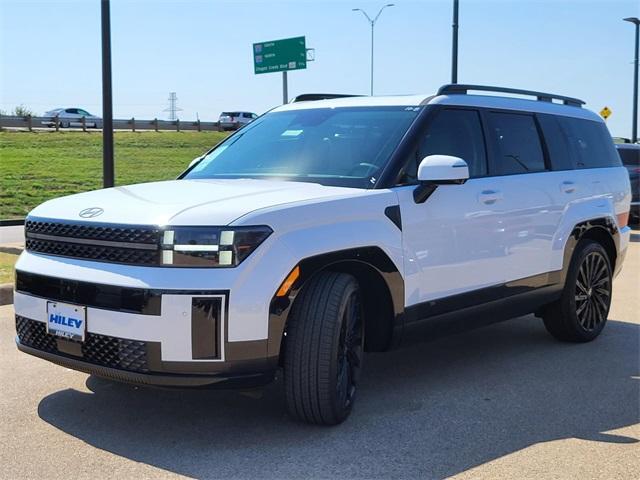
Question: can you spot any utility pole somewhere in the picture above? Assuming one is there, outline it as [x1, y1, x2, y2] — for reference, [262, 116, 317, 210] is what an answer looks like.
[451, 0, 459, 84]
[101, 0, 114, 188]
[352, 4, 395, 96]
[624, 17, 639, 143]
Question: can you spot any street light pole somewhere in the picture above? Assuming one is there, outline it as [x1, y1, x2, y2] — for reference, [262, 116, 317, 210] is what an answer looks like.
[624, 17, 639, 143]
[451, 0, 459, 84]
[370, 20, 375, 96]
[101, 0, 114, 188]
[353, 4, 395, 96]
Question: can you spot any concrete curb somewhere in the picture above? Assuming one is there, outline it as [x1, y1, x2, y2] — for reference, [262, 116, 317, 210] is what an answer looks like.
[0, 283, 13, 306]
[0, 246, 23, 255]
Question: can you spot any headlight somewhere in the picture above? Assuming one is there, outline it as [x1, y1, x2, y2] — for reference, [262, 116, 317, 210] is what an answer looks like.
[160, 226, 272, 267]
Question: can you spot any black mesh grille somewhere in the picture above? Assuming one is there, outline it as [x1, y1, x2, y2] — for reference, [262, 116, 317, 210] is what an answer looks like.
[26, 238, 158, 265]
[16, 316, 150, 373]
[16, 315, 57, 353]
[25, 220, 159, 244]
[25, 219, 161, 265]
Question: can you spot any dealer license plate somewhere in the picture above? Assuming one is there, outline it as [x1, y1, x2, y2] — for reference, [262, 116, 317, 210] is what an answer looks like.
[46, 301, 87, 342]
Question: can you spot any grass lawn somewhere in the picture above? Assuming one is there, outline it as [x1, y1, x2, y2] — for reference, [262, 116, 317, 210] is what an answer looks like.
[0, 252, 18, 284]
[0, 130, 229, 219]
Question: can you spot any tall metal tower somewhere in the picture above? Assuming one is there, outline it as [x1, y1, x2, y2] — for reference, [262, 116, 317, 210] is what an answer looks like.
[163, 92, 182, 120]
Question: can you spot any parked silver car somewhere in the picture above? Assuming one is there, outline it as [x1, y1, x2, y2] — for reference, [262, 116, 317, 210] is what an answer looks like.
[42, 108, 101, 128]
[218, 111, 257, 130]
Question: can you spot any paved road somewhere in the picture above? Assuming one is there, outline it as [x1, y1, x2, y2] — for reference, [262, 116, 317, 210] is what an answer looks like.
[1, 243, 638, 479]
[0, 225, 23, 246]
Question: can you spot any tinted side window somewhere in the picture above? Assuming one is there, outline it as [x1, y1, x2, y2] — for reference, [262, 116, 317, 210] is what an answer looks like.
[486, 112, 546, 175]
[418, 109, 487, 178]
[537, 114, 573, 171]
[558, 117, 622, 169]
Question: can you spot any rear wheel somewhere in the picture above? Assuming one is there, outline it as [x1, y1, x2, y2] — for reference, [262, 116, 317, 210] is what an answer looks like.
[542, 240, 612, 342]
[283, 271, 364, 425]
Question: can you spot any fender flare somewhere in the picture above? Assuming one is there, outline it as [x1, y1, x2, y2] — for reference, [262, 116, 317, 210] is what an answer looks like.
[560, 217, 619, 283]
[267, 246, 404, 358]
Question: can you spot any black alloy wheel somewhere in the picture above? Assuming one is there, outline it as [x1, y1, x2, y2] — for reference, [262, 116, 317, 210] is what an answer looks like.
[574, 251, 611, 331]
[542, 240, 612, 342]
[336, 288, 364, 410]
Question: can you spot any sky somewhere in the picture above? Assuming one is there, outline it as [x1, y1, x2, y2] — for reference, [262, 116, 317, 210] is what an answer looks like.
[0, 0, 638, 137]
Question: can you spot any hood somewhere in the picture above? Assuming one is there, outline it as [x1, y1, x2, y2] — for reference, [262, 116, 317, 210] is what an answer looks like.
[28, 179, 367, 226]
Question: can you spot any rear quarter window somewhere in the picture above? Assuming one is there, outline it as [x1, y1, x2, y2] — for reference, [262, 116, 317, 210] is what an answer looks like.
[558, 117, 621, 169]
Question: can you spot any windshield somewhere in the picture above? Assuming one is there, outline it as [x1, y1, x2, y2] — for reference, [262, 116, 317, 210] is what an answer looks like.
[186, 106, 420, 188]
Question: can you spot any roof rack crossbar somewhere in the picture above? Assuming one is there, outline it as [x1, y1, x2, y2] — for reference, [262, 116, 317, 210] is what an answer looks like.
[437, 84, 585, 107]
[291, 93, 363, 103]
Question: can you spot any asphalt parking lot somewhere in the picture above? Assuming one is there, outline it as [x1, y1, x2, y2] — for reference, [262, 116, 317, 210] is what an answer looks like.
[1, 241, 638, 479]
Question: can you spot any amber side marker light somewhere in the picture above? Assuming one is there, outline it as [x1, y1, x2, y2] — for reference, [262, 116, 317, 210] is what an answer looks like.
[617, 212, 630, 228]
[276, 266, 300, 297]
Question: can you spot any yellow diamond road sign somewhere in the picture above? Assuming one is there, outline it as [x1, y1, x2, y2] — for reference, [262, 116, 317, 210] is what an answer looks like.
[600, 106, 612, 120]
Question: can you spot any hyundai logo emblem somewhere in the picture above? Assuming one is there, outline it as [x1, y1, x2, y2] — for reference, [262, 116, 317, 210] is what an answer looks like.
[79, 207, 104, 218]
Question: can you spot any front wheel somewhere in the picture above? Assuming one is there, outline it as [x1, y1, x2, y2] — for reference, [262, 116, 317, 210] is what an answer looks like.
[542, 240, 612, 342]
[283, 271, 364, 425]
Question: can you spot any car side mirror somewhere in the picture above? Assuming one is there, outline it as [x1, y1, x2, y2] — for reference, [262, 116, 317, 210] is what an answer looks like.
[414, 155, 469, 203]
[417, 155, 469, 183]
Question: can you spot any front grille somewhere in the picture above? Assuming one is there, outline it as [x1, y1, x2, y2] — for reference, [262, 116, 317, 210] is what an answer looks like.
[16, 316, 150, 373]
[25, 220, 159, 244]
[25, 218, 160, 266]
[26, 238, 159, 265]
[16, 315, 58, 353]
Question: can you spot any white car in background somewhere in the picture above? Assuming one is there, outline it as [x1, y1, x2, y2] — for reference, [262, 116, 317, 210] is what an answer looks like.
[218, 111, 257, 130]
[42, 108, 101, 128]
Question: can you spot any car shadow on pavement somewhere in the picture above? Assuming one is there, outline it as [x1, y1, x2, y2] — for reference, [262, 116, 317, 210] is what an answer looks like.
[37, 315, 639, 479]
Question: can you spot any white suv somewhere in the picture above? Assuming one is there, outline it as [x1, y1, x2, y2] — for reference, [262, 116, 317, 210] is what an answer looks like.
[15, 85, 632, 425]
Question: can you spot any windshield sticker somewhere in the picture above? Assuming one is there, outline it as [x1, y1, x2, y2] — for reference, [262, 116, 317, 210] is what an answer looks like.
[192, 145, 228, 172]
[281, 129, 303, 137]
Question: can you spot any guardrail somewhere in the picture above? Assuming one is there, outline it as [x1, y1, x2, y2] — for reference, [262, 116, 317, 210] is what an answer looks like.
[0, 115, 230, 132]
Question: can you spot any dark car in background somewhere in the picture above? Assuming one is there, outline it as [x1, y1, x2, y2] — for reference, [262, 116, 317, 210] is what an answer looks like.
[616, 143, 640, 225]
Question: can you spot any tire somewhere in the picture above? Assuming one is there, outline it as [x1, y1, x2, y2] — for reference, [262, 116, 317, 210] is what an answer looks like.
[542, 240, 612, 342]
[283, 271, 364, 425]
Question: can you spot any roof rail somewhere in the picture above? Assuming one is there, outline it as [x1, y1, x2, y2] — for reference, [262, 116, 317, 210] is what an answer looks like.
[437, 84, 585, 107]
[291, 93, 363, 103]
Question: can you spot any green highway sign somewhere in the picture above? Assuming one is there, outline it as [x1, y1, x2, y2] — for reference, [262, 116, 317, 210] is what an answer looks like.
[253, 36, 307, 74]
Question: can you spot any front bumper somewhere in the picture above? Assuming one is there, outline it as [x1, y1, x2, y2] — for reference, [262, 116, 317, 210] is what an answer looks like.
[16, 336, 275, 388]
[13, 256, 285, 388]
[15, 313, 277, 388]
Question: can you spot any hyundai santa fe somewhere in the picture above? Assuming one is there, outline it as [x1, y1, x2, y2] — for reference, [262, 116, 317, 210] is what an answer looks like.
[15, 84, 632, 425]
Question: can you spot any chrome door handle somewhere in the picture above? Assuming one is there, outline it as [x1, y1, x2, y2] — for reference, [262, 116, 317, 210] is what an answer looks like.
[561, 181, 576, 194]
[478, 190, 503, 205]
